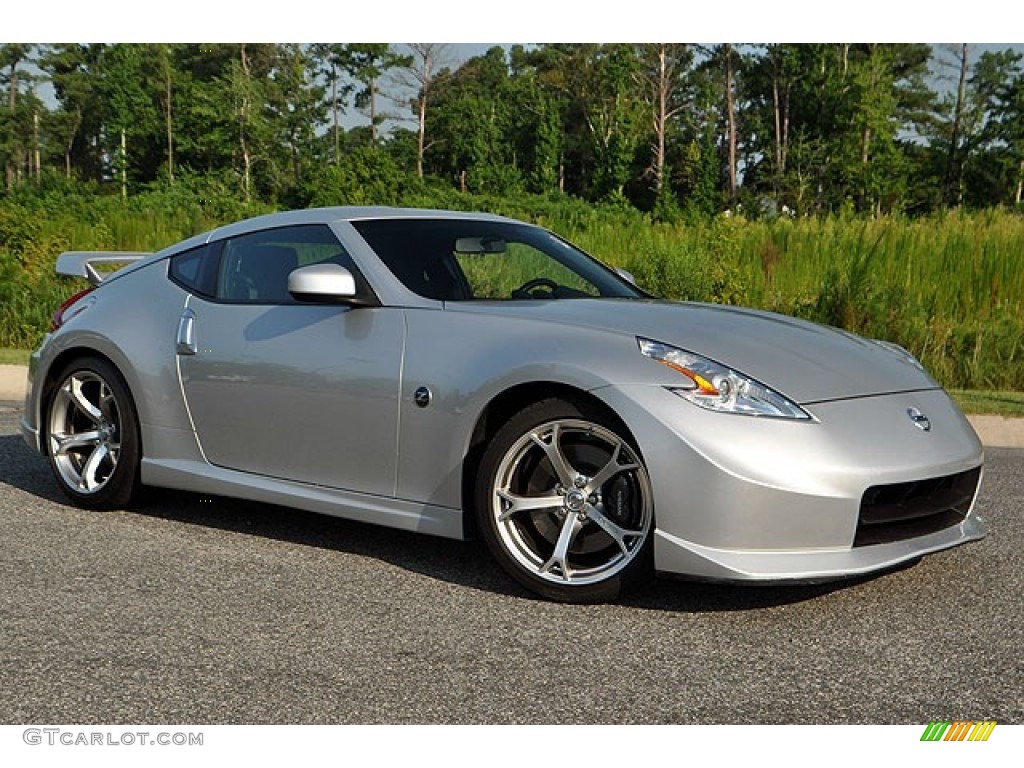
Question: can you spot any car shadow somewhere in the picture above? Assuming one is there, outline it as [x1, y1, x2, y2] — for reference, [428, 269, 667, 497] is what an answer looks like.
[132, 489, 906, 611]
[0, 430, 898, 612]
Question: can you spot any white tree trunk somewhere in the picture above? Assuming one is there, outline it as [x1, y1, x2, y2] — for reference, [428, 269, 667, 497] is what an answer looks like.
[725, 44, 737, 201]
[120, 128, 127, 199]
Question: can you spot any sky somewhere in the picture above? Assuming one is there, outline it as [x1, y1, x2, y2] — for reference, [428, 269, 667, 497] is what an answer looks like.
[5, 3, 1022, 133]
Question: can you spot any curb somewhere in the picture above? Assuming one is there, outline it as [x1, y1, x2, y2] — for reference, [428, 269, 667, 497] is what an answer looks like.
[1, 364, 1022, 448]
[0, 365, 26, 403]
[964, 414, 1024, 449]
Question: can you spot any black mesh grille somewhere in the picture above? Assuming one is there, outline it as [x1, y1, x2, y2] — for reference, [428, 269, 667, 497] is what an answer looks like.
[854, 467, 981, 547]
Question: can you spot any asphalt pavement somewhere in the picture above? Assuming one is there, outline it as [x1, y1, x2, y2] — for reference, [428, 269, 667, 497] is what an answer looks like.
[0, 402, 1021, 724]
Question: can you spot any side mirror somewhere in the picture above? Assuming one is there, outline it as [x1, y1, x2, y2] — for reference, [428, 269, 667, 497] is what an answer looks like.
[288, 264, 374, 306]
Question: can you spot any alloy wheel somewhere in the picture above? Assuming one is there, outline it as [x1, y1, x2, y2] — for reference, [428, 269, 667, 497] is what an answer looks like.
[48, 370, 123, 495]
[490, 418, 653, 586]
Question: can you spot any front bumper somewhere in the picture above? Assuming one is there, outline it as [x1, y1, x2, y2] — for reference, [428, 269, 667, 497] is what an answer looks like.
[597, 385, 985, 583]
[653, 509, 984, 583]
[20, 417, 39, 454]
[19, 337, 46, 455]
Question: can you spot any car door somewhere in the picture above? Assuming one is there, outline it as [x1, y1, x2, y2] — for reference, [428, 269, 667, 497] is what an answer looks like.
[175, 223, 404, 497]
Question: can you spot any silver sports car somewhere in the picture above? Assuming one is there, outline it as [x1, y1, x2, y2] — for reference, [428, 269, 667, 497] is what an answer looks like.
[20, 207, 985, 602]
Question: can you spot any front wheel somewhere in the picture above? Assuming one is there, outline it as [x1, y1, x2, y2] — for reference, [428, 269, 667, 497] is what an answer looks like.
[45, 357, 141, 510]
[475, 399, 654, 602]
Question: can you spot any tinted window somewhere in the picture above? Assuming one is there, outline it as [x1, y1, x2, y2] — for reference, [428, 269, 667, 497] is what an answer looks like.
[168, 244, 216, 297]
[352, 219, 641, 302]
[214, 224, 362, 304]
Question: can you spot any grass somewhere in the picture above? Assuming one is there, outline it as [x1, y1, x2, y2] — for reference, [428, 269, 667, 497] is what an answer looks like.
[557, 208, 1024, 390]
[0, 347, 29, 365]
[950, 390, 1024, 418]
[2, 192, 1023, 390]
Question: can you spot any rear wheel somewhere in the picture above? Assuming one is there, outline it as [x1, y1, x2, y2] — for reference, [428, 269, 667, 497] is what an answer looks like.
[45, 357, 141, 509]
[475, 398, 654, 602]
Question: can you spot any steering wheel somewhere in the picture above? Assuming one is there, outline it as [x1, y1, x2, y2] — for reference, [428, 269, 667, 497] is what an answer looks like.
[512, 277, 559, 300]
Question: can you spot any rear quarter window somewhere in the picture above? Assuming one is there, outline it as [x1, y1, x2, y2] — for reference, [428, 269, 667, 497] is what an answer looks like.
[168, 244, 217, 298]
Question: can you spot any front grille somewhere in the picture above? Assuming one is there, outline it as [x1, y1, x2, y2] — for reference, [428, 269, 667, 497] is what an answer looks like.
[854, 467, 981, 547]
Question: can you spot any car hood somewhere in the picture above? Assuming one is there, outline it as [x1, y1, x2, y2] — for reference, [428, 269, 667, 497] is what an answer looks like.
[445, 299, 937, 403]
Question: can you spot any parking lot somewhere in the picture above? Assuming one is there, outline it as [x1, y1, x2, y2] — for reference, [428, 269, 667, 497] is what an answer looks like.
[1, 402, 1021, 724]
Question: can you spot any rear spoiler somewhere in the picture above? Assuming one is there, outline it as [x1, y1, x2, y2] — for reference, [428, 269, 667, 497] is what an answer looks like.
[56, 251, 151, 286]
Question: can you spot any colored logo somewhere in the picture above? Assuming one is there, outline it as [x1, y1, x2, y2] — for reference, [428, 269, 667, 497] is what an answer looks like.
[921, 721, 997, 741]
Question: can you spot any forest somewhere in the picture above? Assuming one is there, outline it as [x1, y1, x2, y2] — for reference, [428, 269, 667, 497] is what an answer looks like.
[0, 43, 1022, 212]
[0, 43, 1022, 390]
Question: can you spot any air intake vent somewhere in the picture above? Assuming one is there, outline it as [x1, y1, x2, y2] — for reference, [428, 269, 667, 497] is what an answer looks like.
[854, 467, 981, 547]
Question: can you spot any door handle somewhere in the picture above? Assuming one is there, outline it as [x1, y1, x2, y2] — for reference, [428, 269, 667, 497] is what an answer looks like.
[176, 309, 197, 355]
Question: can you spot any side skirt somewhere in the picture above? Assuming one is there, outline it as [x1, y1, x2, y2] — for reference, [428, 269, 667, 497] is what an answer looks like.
[140, 458, 465, 540]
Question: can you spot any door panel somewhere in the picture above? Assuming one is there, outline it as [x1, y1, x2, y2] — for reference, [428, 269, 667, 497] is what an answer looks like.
[179, 300, 404, 497]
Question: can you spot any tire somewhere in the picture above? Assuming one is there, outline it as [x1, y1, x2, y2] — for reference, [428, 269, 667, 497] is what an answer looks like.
[475, 398, 654, 603]
[45, 356, 141, 510]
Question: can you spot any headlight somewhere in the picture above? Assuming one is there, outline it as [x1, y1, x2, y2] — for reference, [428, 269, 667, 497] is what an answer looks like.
[638, 338, 811, 420]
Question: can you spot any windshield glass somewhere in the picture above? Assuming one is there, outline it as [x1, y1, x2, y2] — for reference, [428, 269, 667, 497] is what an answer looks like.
[351, 218, 642, 302]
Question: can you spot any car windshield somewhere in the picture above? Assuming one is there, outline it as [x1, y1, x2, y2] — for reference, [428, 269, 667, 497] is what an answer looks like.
[351, 218, 643, 302]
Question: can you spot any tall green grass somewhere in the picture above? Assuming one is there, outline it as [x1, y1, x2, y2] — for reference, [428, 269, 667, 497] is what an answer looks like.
[1, 191, 1021, 390]
[0, 196, 226, 350]
[554, 209, 1024, 390]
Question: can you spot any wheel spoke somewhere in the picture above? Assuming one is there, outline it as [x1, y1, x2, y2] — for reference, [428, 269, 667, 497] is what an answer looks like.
[586, 506, 645, 556]
[496, 490, 564, 522]
[53, 429, 103, 456]
[538, 514, 583, 581]
[79, 443, 111, 492]
[529, 423, 576, 488]
[64, 377, 103, 424]
[584, 441, 639, 494]
[99, 383, 117, 420]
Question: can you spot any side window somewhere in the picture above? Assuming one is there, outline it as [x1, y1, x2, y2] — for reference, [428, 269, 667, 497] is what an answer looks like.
[214, 224, 361, 304]
[168, 244, 216, 297]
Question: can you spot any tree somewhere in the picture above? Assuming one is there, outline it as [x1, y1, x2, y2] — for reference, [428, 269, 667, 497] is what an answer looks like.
[940, 44, 971, 206]
[346, 44, 411, 144]
[508, 45, 575, 194]
[744, 44, 801, 196]
[635, 44, 692, 210]
[398, 44, 450, 178]
[529, 88, 563, 193]
[267, 44, 324, 189]
[1, 44, 33, 188]
[427, 47, 526, 194]
[845, 44, 932, 213]
[309, 44, 353, 165]
[566, 44, 645, 201]
[154, 44, 175, 183]
[969, 50, 1024, 205]
[696, 45, 743, 206]
[178, 43, 277, 202]
[722, 45, 738, 202]
[38, 44, 104, 180]
[230, 44, 267, 202]
[95, 44, 158, 197]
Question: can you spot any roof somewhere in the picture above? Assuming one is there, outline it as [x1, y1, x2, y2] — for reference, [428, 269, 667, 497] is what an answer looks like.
[98, 206, 525, 285]
[207, 206, 518, 242]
